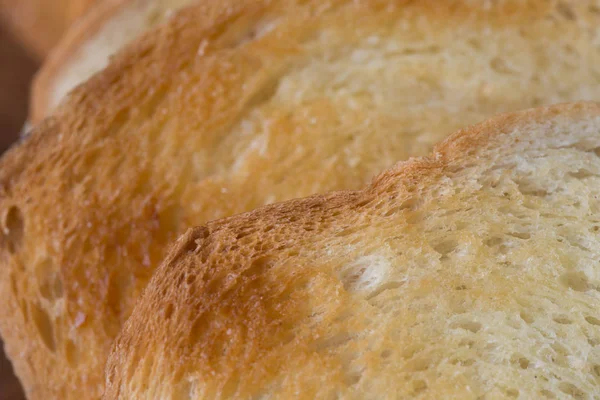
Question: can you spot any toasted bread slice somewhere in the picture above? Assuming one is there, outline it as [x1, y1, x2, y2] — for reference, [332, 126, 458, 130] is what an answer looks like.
[31, 0, 194, 123]
[3, 1, 600, 398]
[105, 103, 600, 399]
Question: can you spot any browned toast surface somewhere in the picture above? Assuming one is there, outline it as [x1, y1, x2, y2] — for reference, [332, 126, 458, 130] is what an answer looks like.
[2, 1, 600, 398]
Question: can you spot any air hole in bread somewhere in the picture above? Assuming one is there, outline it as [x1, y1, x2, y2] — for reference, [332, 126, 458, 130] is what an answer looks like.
[508, 231, 531, 240]
[510, 354, 530, 369]
[9, 273, 18, 296]
[235, 229, 254, 240]
[451, 320, 482, 333]
[515, 179, 548, 198]
[405, 357, 430, 372]
[550, 343, 570, 368]
[569, 169, 596, 180]
[553, 315, 573, 325]
[490, 57, 516, 75]
[242, 256, 274, 279]
[314, 332, 352, 351]
[433, 239, 458, 259]
[451, 358, 475, 366]
[181, 237, 200, 254]
[345, 372, 362, 386]
[185, 274, 196, 286]
[32, 302, 56, 352]
[339, 255, 390, 296]
[484, 236, 504, 248]
[558, 382, 585, 399]
[586, 316, 600, 326]
[559, 271, 590, 292]
[36, 258, 63, 301]
[401, 344, 424, 360]
[366, 281, 404, 302]
[164, 303, 174, 320]
[506, 318, 522, 330]
[263, 224, 275, 233]
[220, 373, 240, 398]
[592, 365, 600, 379]
[565, 236, 590, 251]
[2, 206, 23, 253]
[106, 109, 130, 134]
[246, 77, 281, 113]
[466, 37, 482, 51]
[19, 299, 28, 323]
[540, 389, 557, 399]
[380, 349, 392, 359]
[591, 147, 600, 158]
[520, 311, 535, 324]
[336, 226, 362, 237]
[412, 379, 427, 394]
[72, 150, 100, 182]
[65, 339, 79, 366]
[355, 198, 372, 208]
[556, 2, 576, 20]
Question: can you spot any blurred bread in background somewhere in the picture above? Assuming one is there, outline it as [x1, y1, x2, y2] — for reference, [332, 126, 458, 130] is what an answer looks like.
[0, 18, 39, 400]
[31, 0, 193, 124]
[0, 0, 102, 58]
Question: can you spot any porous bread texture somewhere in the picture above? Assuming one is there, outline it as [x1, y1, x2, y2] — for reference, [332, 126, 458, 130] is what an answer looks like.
[106, 103, 600, 399]
[31, 0, 194, 123]
[2, 0, 600, 398]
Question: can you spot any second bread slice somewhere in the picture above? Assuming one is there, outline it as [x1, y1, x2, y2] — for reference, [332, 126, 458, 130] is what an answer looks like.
[107, 102, 600, 399]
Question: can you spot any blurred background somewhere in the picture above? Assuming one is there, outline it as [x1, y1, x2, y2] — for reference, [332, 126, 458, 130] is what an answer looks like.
[0, 0, 104, 396]
[0, 18, 39, 400]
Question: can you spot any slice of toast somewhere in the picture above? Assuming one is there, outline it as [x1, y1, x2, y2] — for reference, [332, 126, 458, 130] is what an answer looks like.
[31, 0, 194, 124]
[3, 1, 600, 398]
[105, 103, 600, 399]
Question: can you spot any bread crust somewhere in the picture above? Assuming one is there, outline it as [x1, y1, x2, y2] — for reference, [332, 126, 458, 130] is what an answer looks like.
[31, 0, 197, 124]
[2, 0, 600, 398]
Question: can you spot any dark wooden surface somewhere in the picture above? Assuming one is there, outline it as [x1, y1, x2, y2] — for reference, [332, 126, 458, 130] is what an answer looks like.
[0, 20, 38, 400]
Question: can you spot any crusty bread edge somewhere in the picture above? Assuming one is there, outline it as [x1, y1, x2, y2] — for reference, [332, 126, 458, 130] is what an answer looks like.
[3, 0, 261, 190]
[30, 0, 127, 124]
[132, 102, 600, 284]
[103, 100, 600, 398]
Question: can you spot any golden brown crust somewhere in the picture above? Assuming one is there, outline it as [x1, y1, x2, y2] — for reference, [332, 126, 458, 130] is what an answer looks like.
[30, 0, 126, 122]
[104, 103, 600, 399]
[2, 0, 600, 398]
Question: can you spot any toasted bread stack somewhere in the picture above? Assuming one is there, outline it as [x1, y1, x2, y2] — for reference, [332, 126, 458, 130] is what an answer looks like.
[3, 1, 600, 399]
